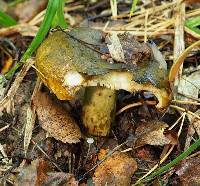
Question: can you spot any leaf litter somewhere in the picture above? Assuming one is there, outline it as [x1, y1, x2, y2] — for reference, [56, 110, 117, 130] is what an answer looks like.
[0, 0, 200, 185]
[33, 91, 81, 144]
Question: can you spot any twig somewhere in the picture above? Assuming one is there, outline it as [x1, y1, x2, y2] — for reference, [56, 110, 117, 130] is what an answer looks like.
[178, 93, 200, 102]
[172, 99, 200, 105]
[170, 105, 200, 120]
[168, 112, 185, 130]
[31, 140, 63, 172]
[110, 0, 117, 19]
[115, 2, 176, 19]
[116, 101, 156, 115]
[144, 10, 149, 42]
[173, 0, 185, 96]
[0, 143, 7, 158]
[0, 124, 10, 132]
[116, 102, 142, 115]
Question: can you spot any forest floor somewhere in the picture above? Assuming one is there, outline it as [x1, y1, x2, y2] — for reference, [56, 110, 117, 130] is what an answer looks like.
[0, 0, 200, 185]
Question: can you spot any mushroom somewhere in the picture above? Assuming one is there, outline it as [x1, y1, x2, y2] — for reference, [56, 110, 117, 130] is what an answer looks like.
[82, 87, 116, 136]
[35, 28, 171, 136]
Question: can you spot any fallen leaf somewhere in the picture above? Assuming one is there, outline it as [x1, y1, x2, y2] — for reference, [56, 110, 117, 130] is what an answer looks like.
[97, 149, 109, 160]
[93, 151, 137, 186]
[15, 159, 78, 186]
[106, 32, 125, 63]
[185, 0, 200, 4]
[176, 156, 200, 186]
[44, 173, 78, 186]
[134, 120, 177, 147]
[106, 32, 152, 65]
[178, 70, 200, 100]
[15, 159, 48, 186]
[118, 33, 152, 65]
[33, 91, 81, 143]
[14, 0, 48, 23]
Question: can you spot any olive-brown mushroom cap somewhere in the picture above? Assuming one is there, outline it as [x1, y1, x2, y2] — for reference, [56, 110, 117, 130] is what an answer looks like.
[35, 30, 171, 109]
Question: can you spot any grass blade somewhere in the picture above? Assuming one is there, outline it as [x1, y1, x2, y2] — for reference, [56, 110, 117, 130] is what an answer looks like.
[185, 16, 200, 27]
[52, 0, 67, 29]
[130, 0, 139, 17]
[0, 11, 17, 27]
[185, 16, 200, 36]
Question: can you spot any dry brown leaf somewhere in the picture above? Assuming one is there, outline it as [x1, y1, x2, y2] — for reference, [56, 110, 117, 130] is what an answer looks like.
[178, 70, 200, 100]
[185, 0, 200, 4]
[106, 32, 125, 63]
[14, 0, 47, 23]
[176, 156, 200, 186]
[134, 120, 177, 147]
[33, 91, 81, 143]
[15, 159, 41, 186]
[15, 159, 78, 186]
[1, 55, 13, 74]
[44, 173, 78, 186]
[93, 151, 137, 186]
[24, 78, 41, 155]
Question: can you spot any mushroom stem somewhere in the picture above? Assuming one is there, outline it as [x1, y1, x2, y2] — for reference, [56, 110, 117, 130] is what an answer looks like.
[82, 87, 116, 136]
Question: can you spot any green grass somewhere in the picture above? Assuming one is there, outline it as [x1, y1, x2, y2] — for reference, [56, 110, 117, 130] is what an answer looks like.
[0, 11, 17, 27]
[185, 16, 200, 36]
[130, 0, 139, 17]
[52, 0, 67, 29]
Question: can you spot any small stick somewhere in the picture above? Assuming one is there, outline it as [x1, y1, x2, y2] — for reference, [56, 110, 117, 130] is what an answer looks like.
[0, 124, 10, 133]
[172, 99, 200, 105]
[31, 140, 63, 172]
[170, 105, 200, 120]
[173, 0, 185, 96]
[144, 10, 149, 43]
[178, 93, 200, 102]
[116, 102, 142, 115]
[116, 100, 156, 115]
